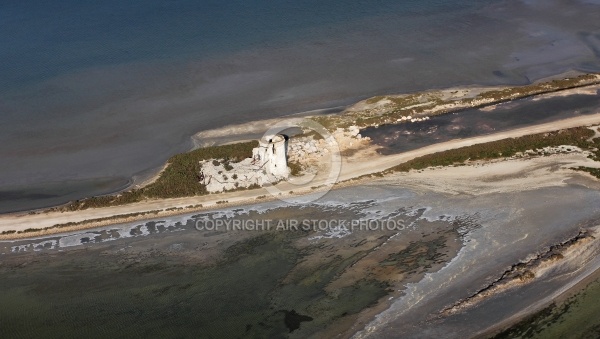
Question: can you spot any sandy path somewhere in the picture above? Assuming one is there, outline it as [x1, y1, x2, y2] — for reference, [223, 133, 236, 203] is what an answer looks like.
[339, 113, 600, 182]
[2, 113, 600, 234]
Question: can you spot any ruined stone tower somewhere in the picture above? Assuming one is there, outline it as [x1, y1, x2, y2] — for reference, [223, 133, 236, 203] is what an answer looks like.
[252, 134, 289, 179]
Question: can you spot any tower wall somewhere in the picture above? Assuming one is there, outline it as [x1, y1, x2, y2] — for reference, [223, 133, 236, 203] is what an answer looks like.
[252, 134, 288, 179]
[269, 135, 288, 178]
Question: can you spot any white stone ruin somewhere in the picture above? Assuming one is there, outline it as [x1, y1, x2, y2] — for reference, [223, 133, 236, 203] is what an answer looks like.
[252, 134, 289, 179]
[199, 134, 289, 193]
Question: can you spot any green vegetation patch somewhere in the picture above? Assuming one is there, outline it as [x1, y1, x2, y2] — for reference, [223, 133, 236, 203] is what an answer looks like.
[320, 74, 600, 131]
[144, 141, 257, 198]
[492, 277, 600, 338]
[49, 74, 600, 212]
[58, 141, 257, 211]
[573, 166, 600, 180]
[391, 127, 596, 172]
[288, 160, 303, 176]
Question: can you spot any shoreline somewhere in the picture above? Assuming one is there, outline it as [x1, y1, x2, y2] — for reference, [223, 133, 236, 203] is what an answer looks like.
[2, 112, 600, 240]
[477, 232, 600, 338]
[6, 151, 600, 338]
[5, 123, 600, 337]
[26, 71, 598, 217]
[4, 71, 598, 218]
[190, 72, 600, 147]
[2, 72, 600, 240]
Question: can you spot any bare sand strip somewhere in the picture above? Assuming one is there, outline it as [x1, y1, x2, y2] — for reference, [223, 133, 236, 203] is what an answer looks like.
[339, 113, 600, 182]
[2, 113, 600, 236]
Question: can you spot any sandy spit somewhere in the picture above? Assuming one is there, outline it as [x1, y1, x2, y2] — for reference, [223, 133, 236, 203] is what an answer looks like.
[2, 113, 600, 239]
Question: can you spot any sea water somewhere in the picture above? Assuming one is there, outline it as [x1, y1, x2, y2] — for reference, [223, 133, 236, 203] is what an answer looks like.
[1, 0, 600, 212]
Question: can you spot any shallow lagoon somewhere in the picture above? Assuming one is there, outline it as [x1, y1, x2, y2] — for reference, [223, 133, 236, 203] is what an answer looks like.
[2, 177, 600, 338]
[362, 92, 600, 154]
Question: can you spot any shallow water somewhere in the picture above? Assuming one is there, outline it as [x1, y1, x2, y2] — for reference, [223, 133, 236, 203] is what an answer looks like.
[2, 179, 600, 337]
[362, 92, 600, 154]
[493, 274, 600, 338]
[353, 182, 600, 338]
[0, 190, 465, 337]
[2, 0, 600, 212]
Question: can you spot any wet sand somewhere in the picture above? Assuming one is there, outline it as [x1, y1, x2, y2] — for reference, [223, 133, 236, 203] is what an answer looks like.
[489, 263, 600, 338]
[0, 196, 469, 338]
[3, 152, 600, 337]
[2, 76, 600, 337]
[352, 163, 600, 338]
[3, 112, 600, 238]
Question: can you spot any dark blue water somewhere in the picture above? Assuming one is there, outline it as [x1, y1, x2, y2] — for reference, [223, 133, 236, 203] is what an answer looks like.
[1, 0, 600, 213]
[0, 0, 472, 89]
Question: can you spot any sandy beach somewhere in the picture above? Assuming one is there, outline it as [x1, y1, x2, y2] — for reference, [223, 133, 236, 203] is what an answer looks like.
[4, 104, 600, 337]
[3, 112, 600, 238]
[2, 78, 600, 336]
[4, 146, 600, 338]
[5, 1, 600, 336]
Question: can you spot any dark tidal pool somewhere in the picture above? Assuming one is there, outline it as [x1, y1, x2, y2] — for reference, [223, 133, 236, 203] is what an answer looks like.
[362, 93, 600, 154]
